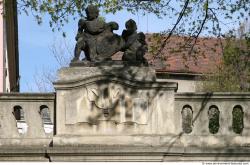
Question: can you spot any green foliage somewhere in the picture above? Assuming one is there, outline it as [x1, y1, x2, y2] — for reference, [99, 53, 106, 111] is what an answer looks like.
[98, 16, 106, 22]
[232, 106, 244, 134]
[17, 0, 167, 32]
[11, 0, 250, 62]
[148, 33, 164, 57]
[14, 0, 250, 37]
[200, 35, 250, 92]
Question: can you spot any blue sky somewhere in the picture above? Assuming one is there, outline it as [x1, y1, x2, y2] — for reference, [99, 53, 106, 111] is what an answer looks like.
[18, 10, 177, 92]
[18, 8, 243, 92]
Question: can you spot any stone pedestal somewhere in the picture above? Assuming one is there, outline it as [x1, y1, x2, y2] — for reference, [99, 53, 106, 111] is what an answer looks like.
[53, 63, 178, 146]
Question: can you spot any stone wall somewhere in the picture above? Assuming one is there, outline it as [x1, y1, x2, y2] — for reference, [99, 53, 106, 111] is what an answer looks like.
[53, 66, 178, 146]
[157, 78, 202, 92]
[0, 93, 54, 147]
[0, 66, 250, 161]
[174, 92, 250, 148]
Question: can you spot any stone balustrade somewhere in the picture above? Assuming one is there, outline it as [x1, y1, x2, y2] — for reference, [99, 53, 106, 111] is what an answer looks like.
[0, 93, 55, 147]
[0, 72, 250, 161]
[174, 92, 250, 148]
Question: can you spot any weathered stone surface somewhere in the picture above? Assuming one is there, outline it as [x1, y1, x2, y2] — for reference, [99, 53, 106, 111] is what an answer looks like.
[72, 5, 124, 62]
[175, 93, 250, 134]
[0, 147, 49, 161]
[47, 145, 250, 161]
[1, 67, 250, 161]
[121, 19, 148, 64]
[72, 5, 147, 64]
[2, 145, 250, 161]
[53, 66, 177, 145]
[0, 93, 54, 147]
[174, 92, 250, 148]
[57, 64, 157, 82]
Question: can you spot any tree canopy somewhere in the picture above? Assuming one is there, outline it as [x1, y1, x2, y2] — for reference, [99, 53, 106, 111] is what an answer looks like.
[14, 0, 250, 34]
[10, 0, 250, 55]
[5, 0, 249, 92]
[200, 23, 250, 92]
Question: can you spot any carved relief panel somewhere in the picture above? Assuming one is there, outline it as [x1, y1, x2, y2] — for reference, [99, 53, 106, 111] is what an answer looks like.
[64, 82, 149, 127]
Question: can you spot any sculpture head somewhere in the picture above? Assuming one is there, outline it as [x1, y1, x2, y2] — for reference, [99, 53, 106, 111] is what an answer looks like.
[125, 19, 137, 32]
[138, 32, 146, 43]
[108, 22, 119, 31]
[85, 5, 99, 20]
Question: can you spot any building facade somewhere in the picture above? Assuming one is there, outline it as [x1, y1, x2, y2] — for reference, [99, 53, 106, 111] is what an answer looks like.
[0, 0, 19, 93]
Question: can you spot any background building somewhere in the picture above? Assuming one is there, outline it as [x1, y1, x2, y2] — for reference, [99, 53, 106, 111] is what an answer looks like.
[0, 0, 19, 92]
[113, 35, 223, 92]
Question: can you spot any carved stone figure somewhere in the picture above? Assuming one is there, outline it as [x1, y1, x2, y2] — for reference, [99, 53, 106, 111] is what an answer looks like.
[87, 86, 120, 119]
[121, 19, 148, 65]
[71, 5, 124, 62]
[71, 5, 148, 65]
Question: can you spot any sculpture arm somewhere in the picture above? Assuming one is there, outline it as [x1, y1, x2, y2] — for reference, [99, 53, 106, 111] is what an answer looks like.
[75, 18, 86, 41]
[122, 31, 137, 49]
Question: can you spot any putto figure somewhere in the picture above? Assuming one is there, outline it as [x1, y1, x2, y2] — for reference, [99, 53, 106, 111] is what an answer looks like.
[121, 19, 148, 65]
[72, 5, 124, 62]
[71, 5, 148, 65]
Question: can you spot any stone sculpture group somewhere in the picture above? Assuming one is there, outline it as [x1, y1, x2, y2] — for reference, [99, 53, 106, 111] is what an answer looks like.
[71, 5, 148, 65]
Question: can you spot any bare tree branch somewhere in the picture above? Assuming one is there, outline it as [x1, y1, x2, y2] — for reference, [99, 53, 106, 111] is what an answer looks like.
[156, 0, 190, 59]
[188, 0, 209, 55]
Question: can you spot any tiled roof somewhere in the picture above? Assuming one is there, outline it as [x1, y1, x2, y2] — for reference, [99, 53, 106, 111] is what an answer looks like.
[112, 34, 223, 74]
